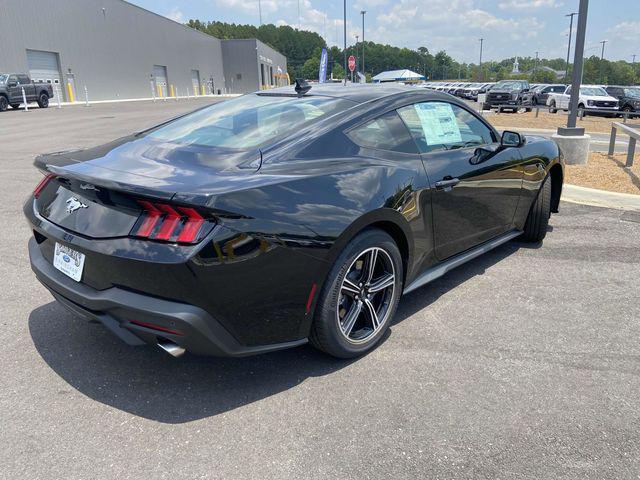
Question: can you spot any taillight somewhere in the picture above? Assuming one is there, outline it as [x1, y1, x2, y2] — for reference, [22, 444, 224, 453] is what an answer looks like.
[131, 200, 211, 244]
[33, 173, 56, 198]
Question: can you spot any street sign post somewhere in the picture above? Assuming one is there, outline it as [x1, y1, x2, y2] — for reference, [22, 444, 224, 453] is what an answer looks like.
[348, 55, 356, 82]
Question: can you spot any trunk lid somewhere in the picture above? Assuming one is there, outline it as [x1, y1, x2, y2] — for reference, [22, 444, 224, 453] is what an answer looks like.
[34, 135, 261, 239]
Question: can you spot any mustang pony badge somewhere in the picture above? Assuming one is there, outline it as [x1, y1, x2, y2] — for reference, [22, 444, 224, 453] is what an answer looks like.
[66, 197, 88, 214]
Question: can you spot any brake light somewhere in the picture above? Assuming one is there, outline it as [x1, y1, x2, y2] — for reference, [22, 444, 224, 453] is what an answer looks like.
[176, 207, 205, 243]
[33, 173, 56, 198]
[132, 200, 210, 244]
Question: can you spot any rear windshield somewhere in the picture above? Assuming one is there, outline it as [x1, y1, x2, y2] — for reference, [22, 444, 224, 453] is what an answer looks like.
[147, 94, 352, 149]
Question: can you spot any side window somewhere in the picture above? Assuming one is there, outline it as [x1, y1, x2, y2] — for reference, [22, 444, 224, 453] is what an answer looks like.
[397, 102, 495, 154]
[566, 87, 572, 95]
[348, 111, 418, 154]
[18, 75, 30, 84]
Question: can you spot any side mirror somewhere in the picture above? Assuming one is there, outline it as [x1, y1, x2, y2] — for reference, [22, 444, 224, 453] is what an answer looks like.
[501, 131, 524, 148]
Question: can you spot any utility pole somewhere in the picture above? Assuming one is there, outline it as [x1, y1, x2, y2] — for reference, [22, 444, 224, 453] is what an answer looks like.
[566, 0, 589, 131]
[479, 38, 484, 81]
[361, 10, 366, 77]
[564, 12, 578, 83]
[258, 0, 262, 25]
[343, 0, 347, 85]
[355, 34, 359, 77]
[599, 40, 607, 83]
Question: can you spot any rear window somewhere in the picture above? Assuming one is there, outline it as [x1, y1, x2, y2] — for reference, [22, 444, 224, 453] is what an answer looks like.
[147, 94, 352, 149]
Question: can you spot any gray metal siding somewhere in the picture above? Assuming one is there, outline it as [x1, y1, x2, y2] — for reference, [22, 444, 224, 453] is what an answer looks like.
[0, 0, 225, 100]
[221, 39, 288, 93]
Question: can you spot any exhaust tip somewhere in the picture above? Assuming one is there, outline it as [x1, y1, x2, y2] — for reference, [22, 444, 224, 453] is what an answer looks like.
[157, 339, 186, 358]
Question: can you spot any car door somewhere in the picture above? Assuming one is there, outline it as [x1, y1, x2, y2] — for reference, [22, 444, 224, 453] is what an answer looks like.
[397, 101, 523, 261]
[18, 75, 35, 99]
[7, 75, 21, 104]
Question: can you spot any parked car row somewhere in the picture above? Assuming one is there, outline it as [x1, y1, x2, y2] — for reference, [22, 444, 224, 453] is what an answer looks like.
[419, 82, 496, 101]
[419, 80, 640, 117]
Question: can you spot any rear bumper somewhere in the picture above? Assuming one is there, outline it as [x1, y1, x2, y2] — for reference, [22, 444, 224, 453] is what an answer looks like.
[29, 237, 307, 357]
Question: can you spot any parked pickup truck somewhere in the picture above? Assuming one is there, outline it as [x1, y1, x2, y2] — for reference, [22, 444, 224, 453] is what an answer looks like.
[605, 85, 640, 115]
[546, 85, 619, 117]
[0, 73, 54, 111]
[483, 80, 532, 112]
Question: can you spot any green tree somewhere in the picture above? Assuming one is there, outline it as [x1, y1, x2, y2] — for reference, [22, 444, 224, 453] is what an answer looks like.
[332, 63, 345, 80]
[301, 56, 321, 80]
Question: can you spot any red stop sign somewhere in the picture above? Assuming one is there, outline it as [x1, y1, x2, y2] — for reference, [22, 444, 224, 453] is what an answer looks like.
[348, 55, 356, 72]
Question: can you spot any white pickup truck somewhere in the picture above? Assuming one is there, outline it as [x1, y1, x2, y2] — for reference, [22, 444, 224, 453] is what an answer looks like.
[546, 85, 619, 117]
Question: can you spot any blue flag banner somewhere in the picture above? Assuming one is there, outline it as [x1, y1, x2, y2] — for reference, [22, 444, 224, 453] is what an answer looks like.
[319, 48, 328, 84]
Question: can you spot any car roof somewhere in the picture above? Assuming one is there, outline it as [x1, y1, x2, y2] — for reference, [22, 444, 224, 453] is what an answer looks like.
[255, 83, 457, 104]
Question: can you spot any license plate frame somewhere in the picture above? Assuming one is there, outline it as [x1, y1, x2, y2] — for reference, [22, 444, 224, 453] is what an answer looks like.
[53, 242, 85, 282]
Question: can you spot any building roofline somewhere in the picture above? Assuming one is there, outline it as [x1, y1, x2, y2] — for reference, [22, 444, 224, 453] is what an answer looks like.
[118, 0, 221, 43]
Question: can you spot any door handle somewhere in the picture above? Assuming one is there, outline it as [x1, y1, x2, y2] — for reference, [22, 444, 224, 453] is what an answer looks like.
[435, 177, 460, 191]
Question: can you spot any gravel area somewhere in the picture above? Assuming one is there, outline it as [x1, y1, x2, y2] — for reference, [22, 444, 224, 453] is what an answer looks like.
[565, 153, 640, 195]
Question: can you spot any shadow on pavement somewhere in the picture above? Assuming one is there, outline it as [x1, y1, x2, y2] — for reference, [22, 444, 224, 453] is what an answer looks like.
[29, 239, 529, 424]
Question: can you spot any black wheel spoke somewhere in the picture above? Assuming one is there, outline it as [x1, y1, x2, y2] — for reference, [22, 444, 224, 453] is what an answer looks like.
[341, 300, 362, 337]
[363, 298, 379, 329]
[368, 273, 394, 293]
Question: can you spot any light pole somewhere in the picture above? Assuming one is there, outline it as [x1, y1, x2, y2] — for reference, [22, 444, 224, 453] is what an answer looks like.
[361, 10, 366, 77]
[564, 12, 578, 83]
[258, 0, 262, 25]
[343, 0, 347, 85]
[297, 0, 301, 29]
[599, 40, 607, 83]
[534, 51, 539, 79]
[566, 0, 588, 131]
[479, 38, 484, 81]
[355, 34, 359, 77]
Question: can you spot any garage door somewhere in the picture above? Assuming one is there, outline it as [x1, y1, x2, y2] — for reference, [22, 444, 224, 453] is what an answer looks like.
[153, 65, 168, 97]
[191, 69, 201, 95]
[26, 49, 63, 97]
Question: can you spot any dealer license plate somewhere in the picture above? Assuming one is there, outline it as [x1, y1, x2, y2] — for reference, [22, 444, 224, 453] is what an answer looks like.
[53, 242, 85, 282]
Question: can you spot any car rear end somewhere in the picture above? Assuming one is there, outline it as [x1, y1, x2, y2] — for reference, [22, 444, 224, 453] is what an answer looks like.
[24, 90, 354, 357]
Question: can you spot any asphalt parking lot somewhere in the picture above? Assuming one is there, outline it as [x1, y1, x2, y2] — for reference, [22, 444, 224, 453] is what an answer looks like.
[2, 100, 640, 479]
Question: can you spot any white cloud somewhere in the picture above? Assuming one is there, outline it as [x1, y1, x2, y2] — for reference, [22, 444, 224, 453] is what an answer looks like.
[165, 7, 184, 23]
[498, 0, 562, 9]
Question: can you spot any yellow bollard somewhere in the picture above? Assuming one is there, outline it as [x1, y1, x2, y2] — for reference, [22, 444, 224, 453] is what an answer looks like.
[170, 85, 175, 97]
[201, 85, 205, 96]
[66, 83, 75, 102]
[193, 86, 198, 96]
[156, 84, 162, 98]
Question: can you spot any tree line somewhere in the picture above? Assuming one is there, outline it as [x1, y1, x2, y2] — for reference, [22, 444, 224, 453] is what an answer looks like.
[187, 20, 639, 86]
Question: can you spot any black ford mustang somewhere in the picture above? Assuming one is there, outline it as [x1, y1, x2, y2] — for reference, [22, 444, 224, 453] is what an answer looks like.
[25, 83, 564, 359]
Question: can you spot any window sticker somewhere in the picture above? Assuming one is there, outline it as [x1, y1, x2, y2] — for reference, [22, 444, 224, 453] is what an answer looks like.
[414, 103, 462, 145]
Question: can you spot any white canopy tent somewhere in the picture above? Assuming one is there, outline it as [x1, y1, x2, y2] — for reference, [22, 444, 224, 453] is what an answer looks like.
[372, 69, 425, 83]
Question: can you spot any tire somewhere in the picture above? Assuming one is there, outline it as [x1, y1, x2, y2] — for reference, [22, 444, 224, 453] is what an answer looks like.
[0, 96, 8, 112]
[37, 93, 49, 108]
[10, 104, 20, 109]
[309, 228, 403, 358]
[521, 175, 551, 243]
[549, 101, 557, 114]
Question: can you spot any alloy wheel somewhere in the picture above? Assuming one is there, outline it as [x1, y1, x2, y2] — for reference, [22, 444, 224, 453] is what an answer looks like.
[337, 247, 397, 344]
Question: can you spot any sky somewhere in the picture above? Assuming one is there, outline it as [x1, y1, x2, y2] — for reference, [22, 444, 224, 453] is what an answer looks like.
[130, 0, 639, 63]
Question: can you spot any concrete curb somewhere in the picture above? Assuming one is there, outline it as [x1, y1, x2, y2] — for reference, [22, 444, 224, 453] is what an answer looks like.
[562, 184, 640, 211]
[48, 94, 241, 107]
